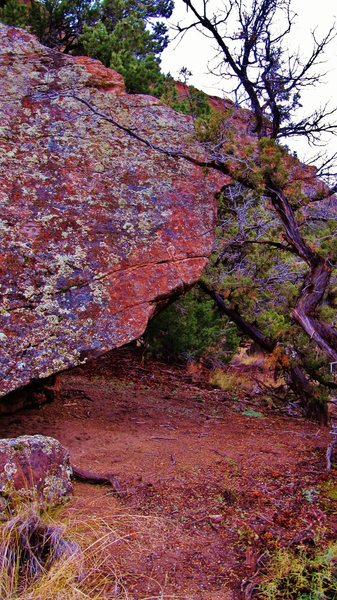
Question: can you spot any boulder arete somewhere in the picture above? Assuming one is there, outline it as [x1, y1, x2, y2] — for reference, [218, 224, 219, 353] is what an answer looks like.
[0, 25, 224, 397]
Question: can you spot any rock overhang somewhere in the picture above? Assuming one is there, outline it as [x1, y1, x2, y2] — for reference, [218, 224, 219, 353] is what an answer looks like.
[0, 24, 226, 397]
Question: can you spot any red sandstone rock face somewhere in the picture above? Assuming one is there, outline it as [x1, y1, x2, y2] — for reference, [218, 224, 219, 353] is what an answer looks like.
[0, 25, 224, 396]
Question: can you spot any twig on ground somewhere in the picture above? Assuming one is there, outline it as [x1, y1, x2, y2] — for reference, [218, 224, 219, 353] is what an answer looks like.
[278, 430, 321, 437]
[149, 436, 177, 441]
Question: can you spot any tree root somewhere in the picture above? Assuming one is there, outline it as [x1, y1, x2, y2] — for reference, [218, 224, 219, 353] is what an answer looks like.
[71, 466, 125, 497]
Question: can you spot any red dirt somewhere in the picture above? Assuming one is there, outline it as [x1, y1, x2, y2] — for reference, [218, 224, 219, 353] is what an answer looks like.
[0, 347, 336, 599]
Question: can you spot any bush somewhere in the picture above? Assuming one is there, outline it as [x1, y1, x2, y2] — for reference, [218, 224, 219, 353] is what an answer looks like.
[0, 0, 29, 27]
[161, 77, 212, 118]
[257, 542, 337, 599]
[144, 287, 237, 363]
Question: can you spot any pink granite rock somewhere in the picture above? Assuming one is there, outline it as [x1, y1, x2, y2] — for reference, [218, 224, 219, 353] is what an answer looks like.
[0, 25, 225, 397]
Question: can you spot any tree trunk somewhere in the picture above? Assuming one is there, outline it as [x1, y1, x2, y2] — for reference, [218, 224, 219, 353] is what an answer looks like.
[268, 184, 337, 362]
[292, 263, 337, 361]
[200, 282, 328, 422]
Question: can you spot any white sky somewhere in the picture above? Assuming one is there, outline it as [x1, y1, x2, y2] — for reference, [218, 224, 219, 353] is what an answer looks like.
[161, 0, 337, 164]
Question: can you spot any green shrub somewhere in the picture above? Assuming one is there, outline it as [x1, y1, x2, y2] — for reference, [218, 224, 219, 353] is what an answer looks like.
[0, 0, 29, 27]
[144, 287, 227, 362]
[257, 543, 337, 599]
[194, 109, 227, 143]
[161, 78, 212, 118]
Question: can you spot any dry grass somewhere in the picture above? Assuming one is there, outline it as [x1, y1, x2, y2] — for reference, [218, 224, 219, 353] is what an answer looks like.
[0, 498, 178, 600]
[209, 368, 254, 394]
[0, 506, 80, 599]
[231, 348, 266, 369]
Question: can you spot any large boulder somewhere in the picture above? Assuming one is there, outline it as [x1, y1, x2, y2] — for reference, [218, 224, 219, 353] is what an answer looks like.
[0, 25, 224, 397]
[0, 435, 72, 513]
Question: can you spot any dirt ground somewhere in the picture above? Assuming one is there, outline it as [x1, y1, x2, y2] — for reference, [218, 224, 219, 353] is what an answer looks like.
[0, 347, 336, 599]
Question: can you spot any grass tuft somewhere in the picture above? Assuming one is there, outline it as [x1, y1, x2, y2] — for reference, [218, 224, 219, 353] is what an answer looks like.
[257, 542, 337, 599]
[0, 497, 175, 599]
[0, 506, 79, 598]
[209, 369, 253, 393]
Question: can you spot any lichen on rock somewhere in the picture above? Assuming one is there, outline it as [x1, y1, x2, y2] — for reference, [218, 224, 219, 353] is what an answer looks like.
[0, 435, 73, 515]
[0, 23, 224, 398]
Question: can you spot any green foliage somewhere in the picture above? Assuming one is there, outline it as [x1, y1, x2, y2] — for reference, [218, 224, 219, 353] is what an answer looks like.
[79, 0, 170, 94]
[206, 185, 300, 334]
[0, 0, 29, 27]
[0, 0, 173, 94]
[257, 309, 289, 339]
[319, 479, 337, 513]
[258, 542, 337, 599]
[144, 287, 228, 362]
[117, 52, 165, 95]
[223, 321, 241, 356]
[259, 137, 288, 188]
[28, 0, 100, 51]
[242, 408, 264, 418]
[194, 109, 227, 142]
[79, 20, 112, 64]
[161, 76, 212, 118]
[204, 181, 337, 417]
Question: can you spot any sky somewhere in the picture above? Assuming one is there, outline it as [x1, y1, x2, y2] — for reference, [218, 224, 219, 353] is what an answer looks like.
[160, 0, 337, 165]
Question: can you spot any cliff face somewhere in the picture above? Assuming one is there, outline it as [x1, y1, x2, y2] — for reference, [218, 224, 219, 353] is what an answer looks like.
[0, 25, 224, 397]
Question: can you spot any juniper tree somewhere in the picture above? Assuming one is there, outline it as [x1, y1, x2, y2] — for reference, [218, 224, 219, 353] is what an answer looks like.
[174, 0, 337, 418]
[0, 0, 173, 93]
